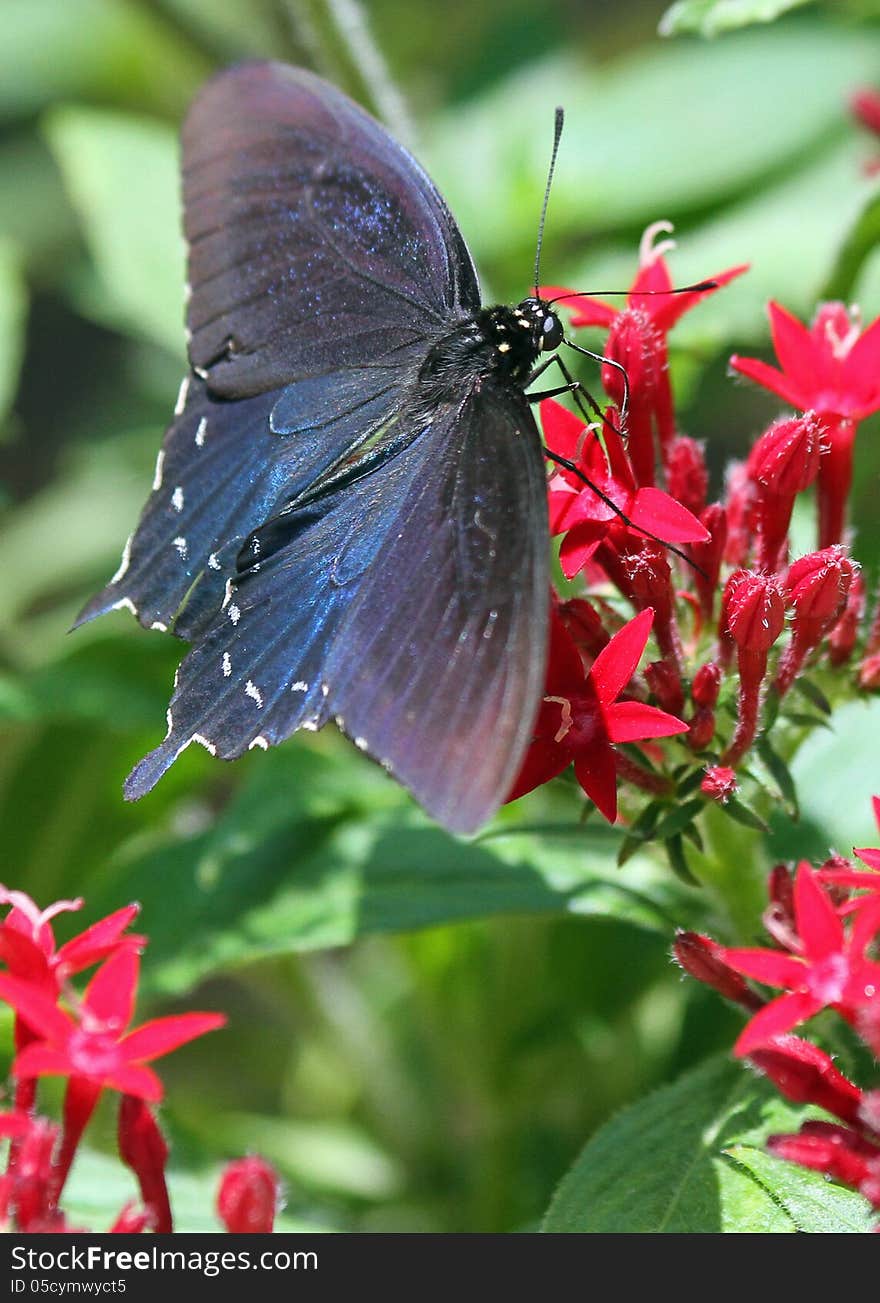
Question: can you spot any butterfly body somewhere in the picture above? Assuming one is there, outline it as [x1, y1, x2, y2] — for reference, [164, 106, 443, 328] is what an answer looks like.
[78, 61, 556, 833]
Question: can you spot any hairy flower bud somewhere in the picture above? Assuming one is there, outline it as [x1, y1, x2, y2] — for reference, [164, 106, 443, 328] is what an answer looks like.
[673, 931, 762, 1009]
[217, 1156, 281, 1234]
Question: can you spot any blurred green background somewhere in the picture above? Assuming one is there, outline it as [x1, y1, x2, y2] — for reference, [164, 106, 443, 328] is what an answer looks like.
[2, 0, 880, 1232]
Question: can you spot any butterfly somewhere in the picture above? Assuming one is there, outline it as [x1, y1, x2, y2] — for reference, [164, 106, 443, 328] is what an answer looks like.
[77, 61, 582, 834]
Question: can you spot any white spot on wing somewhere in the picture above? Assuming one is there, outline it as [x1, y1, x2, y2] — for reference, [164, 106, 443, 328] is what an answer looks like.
[222, 579, 234, 610]
[111, 535, 133, 584]
[302, 719, 319, 731]
[150, 620, 168, 632]
[195, 417, 207, 447]
[245, 680, 263, 708]
[111, 597, 138, 617]
[172, 485, 185, 512]
[191, 733, 217, 756]
[208, 553, 221, 571]
[173, 536, 188, 559]
[222, 652, 232, 678]
[354, 736, 368, 751]
[229, 604, 241, 625]
[292, 681, 308, 692]
[248, 735, 269, 751]
[174, 375, 190, 416]
[152, 449, 165, 492]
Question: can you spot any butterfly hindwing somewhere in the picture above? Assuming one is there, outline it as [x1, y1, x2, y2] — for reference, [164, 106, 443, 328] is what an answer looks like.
[75, 367, 406, 636]
[182, 62, 480, 397]
[125, 384, 549, 832]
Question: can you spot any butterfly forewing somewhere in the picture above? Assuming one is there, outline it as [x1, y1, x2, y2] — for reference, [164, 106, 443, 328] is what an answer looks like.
[182, 62, 480, 397]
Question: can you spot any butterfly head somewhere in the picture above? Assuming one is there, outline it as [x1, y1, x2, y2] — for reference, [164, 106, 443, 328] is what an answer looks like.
[514, 297, 564, 353]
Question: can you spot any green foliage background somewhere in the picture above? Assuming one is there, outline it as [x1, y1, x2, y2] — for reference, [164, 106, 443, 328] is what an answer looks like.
[2, 0, 880, 1232]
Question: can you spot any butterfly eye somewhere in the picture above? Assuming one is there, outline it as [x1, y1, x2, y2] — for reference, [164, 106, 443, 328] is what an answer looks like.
[541, 314, 564, 351]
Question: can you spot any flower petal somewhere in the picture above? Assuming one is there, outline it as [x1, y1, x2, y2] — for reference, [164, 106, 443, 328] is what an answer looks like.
[720, 947, 808, 988]
[734, 990, 824, 1055]
[589, 608, 654, 706]
[605, 700, 688, 744]
[841, 311, 880, 398]
[794, 862, 844, 959]
[651, 263, 749, 332]
[13, 1044, 75, 1080]
[121, 1012, 226, 1064]
[629, 488, 710, 543]
[539, 397, 588, 461]
[54, 905, 142, 976]
[729, 354, 809, 409]
[103, 1064, 164, 1102]
[506, 738, 569, 803]
[767, 301, 822, 393]
[573, 739, 618, 822]
[84, 948, 139, 1030]
[0, 974, 73, 1042]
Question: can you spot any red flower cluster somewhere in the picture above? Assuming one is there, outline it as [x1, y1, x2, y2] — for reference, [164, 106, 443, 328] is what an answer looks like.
[0, 888, 277, 1234]
[675, 803, 880, 1226]
[505, 225, 880, 841]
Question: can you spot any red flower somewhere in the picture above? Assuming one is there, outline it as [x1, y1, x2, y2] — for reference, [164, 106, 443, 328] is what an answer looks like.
[719, 863, 880, 1054]
[701, 765, 738, 804]
[545, 224, 747, 486]
[548, 223, 747, 335]
[731, 302, 880, 420]
[731, 302, 880, 547]
[0, 888, 143, 999]
[542, 399, 708, 579]
[0, 947, 225, 1102]
[507, 607, 687, 821]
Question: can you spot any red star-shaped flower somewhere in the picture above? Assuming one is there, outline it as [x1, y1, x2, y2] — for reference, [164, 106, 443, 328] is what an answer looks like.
[0, 887, 142, 1000]
[507, 606, 687, 821]
[542, 399, 708, 578]
[719, 863, 880, 1055]
[730, 301, 880, 421]
[545, 222, 747, 334]
[0, 947, 225, 1102]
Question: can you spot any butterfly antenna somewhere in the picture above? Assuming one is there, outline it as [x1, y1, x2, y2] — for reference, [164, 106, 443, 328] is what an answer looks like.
[534, 107, 565, 297]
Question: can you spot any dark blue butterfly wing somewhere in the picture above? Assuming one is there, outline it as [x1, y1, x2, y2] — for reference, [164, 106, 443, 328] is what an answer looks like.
[74, 365, 403, 633]
[78, 60, 480, 638]
[182, 61, 480, 397]
[125, 383, 549, 833]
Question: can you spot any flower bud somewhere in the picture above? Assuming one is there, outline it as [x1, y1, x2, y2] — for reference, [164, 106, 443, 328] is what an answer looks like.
[851, 87, 880, 135]
[673, 930, 762, 1010]
[749, 1035, 863, 1124]
[692, 662, 722, 708]
[217, 1156, 281, 1234]
[690, 503, 728, 619]
[664, 436, 708, 517]
[747, 413, 821, 497]
[724, 571, 785, 652]
[701, 765, 738, 804]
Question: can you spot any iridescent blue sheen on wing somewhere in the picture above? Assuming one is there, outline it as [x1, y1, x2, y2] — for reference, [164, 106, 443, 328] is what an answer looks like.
[81, 61, 554, 833]
[125, 384, 548, 833]
[182, 62, 479, 397]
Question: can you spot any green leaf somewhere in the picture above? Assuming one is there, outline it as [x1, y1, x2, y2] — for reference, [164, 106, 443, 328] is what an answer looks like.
[726, 1146, 874, 1233]
[0, 0, 207, 122]
[756, 735, 799, 817]
[793, 677, 833, 717]
[659, 0, 818, 39]
[722, 796, 769, 832]
[0, 240, 26, 434]
[665, 833, 700, 885]
[542, 1054, 870, 1233]
[823, 179, 880, 302]
[653, 797, 705, 841]
[428, 26, 880, 268]
[74, 743, 697, 996]
[45, 108, 185, 354]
